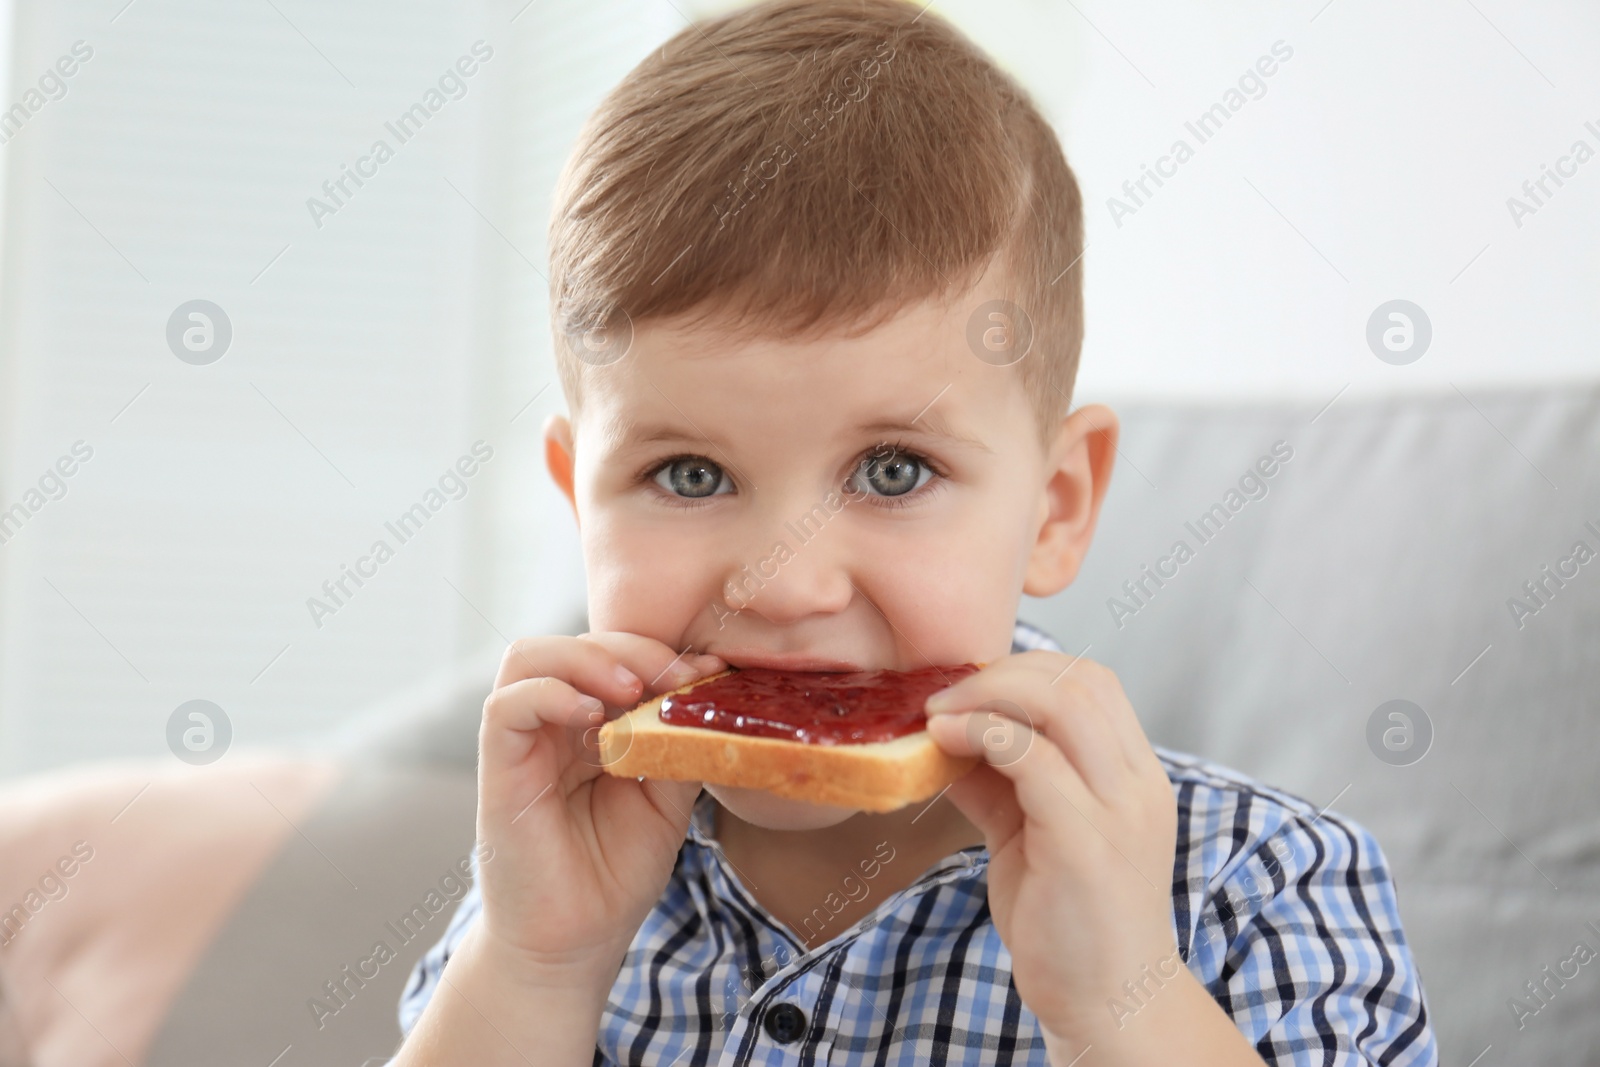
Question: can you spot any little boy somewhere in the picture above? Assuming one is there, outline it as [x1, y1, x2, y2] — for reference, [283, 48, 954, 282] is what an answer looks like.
[389, 1, 1436, 1063]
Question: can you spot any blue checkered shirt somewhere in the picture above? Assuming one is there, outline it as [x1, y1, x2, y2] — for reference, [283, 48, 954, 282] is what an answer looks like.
[392, 619, 1437, 1065]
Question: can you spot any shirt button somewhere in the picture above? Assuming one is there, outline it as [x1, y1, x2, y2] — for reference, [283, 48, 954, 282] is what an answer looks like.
[763, 1001, 807, 1044]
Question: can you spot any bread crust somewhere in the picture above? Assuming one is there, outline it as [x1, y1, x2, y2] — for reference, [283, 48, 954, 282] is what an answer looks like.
[596, 668, 978, 813]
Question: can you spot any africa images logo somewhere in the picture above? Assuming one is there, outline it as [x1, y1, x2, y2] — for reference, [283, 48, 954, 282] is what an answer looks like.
[306, 41, 493, 229]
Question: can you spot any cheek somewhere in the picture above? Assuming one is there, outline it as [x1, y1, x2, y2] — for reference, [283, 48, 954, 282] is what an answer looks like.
[893, 480, 1031, 579]
[580, 511, 714, 632]
[850, 503, 1030, 659]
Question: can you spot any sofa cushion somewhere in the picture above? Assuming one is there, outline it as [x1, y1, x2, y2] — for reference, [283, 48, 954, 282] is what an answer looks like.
[1025, 383, 1600, 1062]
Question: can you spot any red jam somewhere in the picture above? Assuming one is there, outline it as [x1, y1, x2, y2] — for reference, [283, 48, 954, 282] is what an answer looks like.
[659, 664, 980, 745]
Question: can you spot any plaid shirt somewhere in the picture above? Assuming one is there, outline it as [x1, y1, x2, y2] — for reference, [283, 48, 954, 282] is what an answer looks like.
[394, 620, 1437, 1065]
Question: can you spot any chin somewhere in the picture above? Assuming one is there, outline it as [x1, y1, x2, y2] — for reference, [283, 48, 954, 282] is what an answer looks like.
[706, 784, 860, 831]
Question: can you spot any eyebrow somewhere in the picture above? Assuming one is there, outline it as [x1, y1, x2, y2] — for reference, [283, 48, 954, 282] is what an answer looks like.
[855, 411, 993, 453]
[614, 409, 992, 454]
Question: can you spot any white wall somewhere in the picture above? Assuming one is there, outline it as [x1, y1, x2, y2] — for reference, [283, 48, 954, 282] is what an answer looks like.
[924, 0, 1600, 401]
[0, 0, 675, 777]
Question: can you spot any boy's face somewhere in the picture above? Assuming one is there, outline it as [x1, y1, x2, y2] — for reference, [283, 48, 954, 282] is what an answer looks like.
[546, 276, 1110, 831]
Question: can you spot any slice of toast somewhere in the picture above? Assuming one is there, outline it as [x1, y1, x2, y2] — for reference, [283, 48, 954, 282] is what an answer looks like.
[596, 669, 979, 813]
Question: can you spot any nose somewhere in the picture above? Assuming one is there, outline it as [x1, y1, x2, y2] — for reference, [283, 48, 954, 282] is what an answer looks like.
[719, 499, 854, 625]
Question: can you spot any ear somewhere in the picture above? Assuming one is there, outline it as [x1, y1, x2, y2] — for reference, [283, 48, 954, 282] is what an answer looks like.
[544, 412, 579, 524]
[1022, 403, 1119, 597]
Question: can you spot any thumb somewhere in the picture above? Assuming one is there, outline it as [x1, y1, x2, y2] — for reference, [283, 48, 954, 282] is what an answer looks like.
[641, 776, 706, 832]
[943, 762, 1024, 851]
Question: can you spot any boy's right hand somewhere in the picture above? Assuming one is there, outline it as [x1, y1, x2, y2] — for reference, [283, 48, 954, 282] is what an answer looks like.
[474, 633, 725, 989]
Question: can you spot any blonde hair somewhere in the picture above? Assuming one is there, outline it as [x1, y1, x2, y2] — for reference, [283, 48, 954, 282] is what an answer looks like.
[549, 0, 1084, 442]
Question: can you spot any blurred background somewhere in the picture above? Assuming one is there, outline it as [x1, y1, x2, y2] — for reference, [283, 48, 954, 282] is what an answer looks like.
[0, 0, 1596, 1065]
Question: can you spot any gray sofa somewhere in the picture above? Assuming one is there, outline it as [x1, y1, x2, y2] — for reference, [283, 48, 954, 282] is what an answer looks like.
[3, 383, 1595, 1065]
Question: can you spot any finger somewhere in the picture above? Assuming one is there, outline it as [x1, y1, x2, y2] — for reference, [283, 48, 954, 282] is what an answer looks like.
[930, 651, 1112, 725]
[925, 710, 1093, 816]
[941, 762, 1024, 850]
[493, 633, 724, 710]
[479, 675, 606, 777]
[1046, 656, 1159, 777]
[924, 652, 1051, 716]
[968, 652, 1145, 781]
[925, 659, 1130, 800]
[620, 775, 706, 839]
[476, 679, 597, 837]
[946, 712, 1166, 890]
[927, 711, 1117, 879]
[586, 776, 709, 883]
[579, 631, 727, 698]
[493, 634, 646, 708]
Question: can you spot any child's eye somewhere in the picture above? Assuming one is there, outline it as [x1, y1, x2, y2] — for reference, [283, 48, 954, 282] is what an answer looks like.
[850, 446, 935, 499]
[651, 455, 733, 499]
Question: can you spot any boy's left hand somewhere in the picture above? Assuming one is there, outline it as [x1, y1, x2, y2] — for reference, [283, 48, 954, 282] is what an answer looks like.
[922, 650, 1192, 1058]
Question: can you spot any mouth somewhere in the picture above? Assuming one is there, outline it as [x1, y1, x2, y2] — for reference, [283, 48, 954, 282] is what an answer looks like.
[711, 648, 866, 672]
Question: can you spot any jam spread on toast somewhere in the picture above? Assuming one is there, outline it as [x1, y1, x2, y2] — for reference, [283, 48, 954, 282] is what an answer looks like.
[658, 664, 980, 745]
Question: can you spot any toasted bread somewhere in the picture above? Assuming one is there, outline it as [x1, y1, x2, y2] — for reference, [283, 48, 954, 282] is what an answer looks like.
[596, 668, 978, 813]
